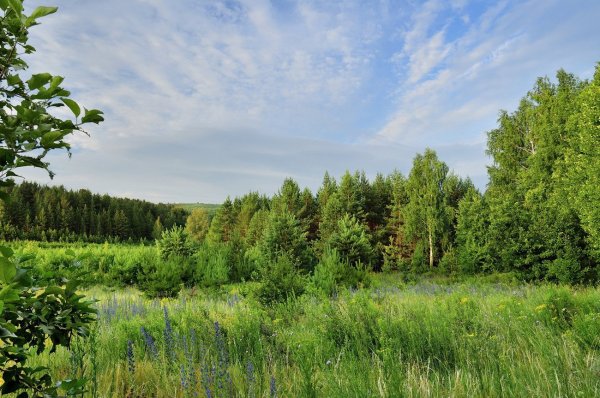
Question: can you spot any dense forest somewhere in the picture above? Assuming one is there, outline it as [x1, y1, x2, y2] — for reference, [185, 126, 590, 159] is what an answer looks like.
[190, 65, 600, 285]
[0, 183, 188, 242]
[4, 66, 600, 288]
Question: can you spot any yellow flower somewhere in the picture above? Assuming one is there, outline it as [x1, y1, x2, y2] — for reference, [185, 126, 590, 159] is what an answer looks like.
[460, 297, 469, 304]
[535, 304, 547, 312]
[0, 374, 4, 387]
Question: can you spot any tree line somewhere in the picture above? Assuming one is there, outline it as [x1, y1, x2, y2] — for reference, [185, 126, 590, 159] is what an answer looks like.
[187, 65, 599, 284]
[0, 182, 188, 242]
[3, 65, 599, 285]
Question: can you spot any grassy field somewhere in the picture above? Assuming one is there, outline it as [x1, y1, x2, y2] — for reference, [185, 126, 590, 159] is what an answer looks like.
[28, 276, 600, 397]
[174, 203, 221, 215]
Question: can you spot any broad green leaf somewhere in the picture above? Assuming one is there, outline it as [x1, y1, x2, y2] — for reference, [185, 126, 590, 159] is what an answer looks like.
[81, 109, 104, 124]
[0, 0, 9, 11]
[43, 286, 64, 296]
[0, 256, 16, 283]
[41, 131, 65, 147]
[0, 326, 17, 338]
[0, 286, 19, 302]
[27, 73, 52, 90]
[0, 245, 14, 258]
[30, 5, 57, 20]
[49, 75, 64, 90]
[61, 98, 80, 117]
[6, 74, 21, 86]
[0, 300, 3, 315]
[7, 0, 22, 15]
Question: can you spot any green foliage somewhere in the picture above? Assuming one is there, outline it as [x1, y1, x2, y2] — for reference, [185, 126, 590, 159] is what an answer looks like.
[156, 225, 195, 260]
[326, 214, 372, 268]
[403, 149, 451, 269]
[259, 210, 314, 272]
[317, 192, 344, 245]
[152, 216, 163, 240]
[484, 67, 596, 282]
[185, 207, 210, 243]
[0, 182, 187, 242]
[307, 249, 370, 296]
[256, 254, 305, 304]
[561, 64, 600, 260]
[271, 178, 303, 216]
[455, 187, 490, 274]
[206, 197, 236, 244]
[138, 256, 185, 298]
[0, 276, 96, 395]
[193, 242, 232, 287]
[0, 2, 101, 395]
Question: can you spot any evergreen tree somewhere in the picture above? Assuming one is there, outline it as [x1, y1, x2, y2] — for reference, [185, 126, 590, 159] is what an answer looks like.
[327, 214, 373, 268]
[259, 210, 314, 272]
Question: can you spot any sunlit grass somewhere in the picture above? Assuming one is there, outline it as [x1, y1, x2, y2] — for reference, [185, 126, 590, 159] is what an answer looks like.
[27, 277, 600, 397]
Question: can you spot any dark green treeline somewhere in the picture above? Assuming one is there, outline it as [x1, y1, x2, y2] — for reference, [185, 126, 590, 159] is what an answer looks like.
[0, 183, 187, 242]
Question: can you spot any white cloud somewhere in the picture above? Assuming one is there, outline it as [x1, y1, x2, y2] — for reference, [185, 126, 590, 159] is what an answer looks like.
[17, 0, 600, 202]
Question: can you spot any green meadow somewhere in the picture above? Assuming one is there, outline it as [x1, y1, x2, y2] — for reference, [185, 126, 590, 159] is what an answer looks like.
[26, 272, 600, 397]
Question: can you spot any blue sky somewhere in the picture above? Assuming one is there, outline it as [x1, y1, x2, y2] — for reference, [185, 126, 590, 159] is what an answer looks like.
[21, 0, 600, 203]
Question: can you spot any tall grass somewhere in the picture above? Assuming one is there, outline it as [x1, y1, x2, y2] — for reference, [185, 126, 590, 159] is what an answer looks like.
[24, 279, 600, 397]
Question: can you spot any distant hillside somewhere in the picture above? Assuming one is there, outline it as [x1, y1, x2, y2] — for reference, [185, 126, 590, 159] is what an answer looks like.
[174, 203, 220, 215]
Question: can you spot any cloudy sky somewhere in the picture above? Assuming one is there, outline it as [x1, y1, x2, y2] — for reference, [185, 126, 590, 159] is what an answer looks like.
[20, 0, 600, 203]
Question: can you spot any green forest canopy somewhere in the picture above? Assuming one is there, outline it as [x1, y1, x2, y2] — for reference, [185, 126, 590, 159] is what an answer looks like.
[2, 64, 599, 283]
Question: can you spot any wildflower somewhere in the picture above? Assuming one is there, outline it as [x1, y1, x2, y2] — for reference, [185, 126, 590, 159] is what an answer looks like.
[270, 375, 277, 398]
[460, 297, 469, 304]
[127, 340, 135, 373]
[180, 364, 188, 390]
[246, 360, 255, 384]
[140, 327, 157, 359]
[164, 306, 174, 362]
[535, 304, 547, 312]
[214, 321, 231, 393]
[326, 359, 332, 366]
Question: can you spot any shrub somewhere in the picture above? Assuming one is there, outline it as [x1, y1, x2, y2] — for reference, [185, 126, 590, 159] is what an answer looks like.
[139, 256, 186, 298]
[308, 249, 370, 296]
[257, 255, 305, 304]
[326, 214, 372, 268]
[156, 226, 195, 260]
[259, 211, 314, 272]
[193, 243, 231, 287]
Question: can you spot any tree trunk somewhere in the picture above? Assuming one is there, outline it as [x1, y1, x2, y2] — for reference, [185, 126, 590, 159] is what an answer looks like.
[428, 228, 434, 268]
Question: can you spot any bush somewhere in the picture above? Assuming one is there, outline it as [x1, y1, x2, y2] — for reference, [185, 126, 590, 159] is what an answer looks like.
[156, 226, 195, 260]
[307, 249, 370, 296]
[139, 256, 188, 298]
[257, 255, 305, 304]
[326, 214, 373, 268]
[259, 211, 314, 272]
[193, 243, 231, 287]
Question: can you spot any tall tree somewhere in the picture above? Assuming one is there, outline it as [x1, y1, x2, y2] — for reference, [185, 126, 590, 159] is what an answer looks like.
[561, 64, 600, 261]
[185, 207, 210, 243]
[404, 149, 450, 269]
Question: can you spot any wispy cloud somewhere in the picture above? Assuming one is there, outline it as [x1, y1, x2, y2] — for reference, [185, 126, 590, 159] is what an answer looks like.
[19, 0, 600, 202]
